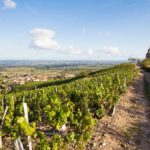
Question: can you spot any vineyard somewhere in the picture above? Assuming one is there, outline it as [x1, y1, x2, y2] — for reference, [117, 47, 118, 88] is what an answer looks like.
[0, 63, 138, 150]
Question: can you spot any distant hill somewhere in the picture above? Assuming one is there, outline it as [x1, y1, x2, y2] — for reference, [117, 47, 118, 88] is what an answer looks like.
[0, 60, 126, 68]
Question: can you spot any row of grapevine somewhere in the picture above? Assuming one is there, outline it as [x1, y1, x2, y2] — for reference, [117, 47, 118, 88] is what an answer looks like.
[0, 63, 138, 149]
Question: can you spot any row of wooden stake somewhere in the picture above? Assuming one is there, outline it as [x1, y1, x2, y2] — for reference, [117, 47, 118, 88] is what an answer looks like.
[0, 98, 32, 150]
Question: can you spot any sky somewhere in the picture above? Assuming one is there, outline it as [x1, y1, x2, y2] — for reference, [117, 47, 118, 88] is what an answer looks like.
[0, 0, 150, 60]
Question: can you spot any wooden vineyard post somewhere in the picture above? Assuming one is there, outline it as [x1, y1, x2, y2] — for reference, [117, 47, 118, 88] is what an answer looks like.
[55, 87, 57, 93]
[108, 105, 116, 116]
[12, 96, 24, 150]
[14, 139, 24, 150]
[0, 106, 9, 149]
[1, 106, 8, 126]
[23, 103, 32, 150]
[0, 136, 2, 149]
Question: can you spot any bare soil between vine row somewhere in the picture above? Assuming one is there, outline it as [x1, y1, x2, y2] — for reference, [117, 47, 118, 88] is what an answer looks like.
[86, 71, 150, 150]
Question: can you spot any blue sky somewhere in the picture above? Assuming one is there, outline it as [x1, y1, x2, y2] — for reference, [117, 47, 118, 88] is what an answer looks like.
[0, 0, 150, 60]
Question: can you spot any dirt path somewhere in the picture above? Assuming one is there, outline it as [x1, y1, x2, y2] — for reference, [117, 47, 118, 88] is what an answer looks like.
[86, 72, 150, 150]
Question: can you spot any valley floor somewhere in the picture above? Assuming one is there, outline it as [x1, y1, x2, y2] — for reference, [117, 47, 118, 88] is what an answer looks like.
[86, 71, 150, 150]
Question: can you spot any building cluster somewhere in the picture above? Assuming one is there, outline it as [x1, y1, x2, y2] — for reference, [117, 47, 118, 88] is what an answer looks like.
[0, 72, 75, 85]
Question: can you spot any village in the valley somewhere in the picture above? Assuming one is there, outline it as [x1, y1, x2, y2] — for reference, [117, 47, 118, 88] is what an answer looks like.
[0, 69, 76, 93]
[0, 71, 75, 85]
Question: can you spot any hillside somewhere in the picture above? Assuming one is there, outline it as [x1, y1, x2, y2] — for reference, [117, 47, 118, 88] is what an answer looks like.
[0, 63, 139, 149]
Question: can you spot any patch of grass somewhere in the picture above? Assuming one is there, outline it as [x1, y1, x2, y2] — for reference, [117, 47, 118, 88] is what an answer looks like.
[123, 123, 140, 140]
[124, 131, 132, 140]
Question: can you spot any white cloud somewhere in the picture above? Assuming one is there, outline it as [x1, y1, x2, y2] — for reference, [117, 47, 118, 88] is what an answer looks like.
[2, 0, 16, 9]
[66, 45, 81, 54]
[82, 28, 86, 33]
[30, 28, 121, 58]
[57, 45, 82, 55]
[88, 49, 94, 55]
[98, 32, 112, 36]
[30, 28, 81, 55]
[104, 32, 112, 36]
[103, 46, 121, 56]
[30, 28, 60, 50]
